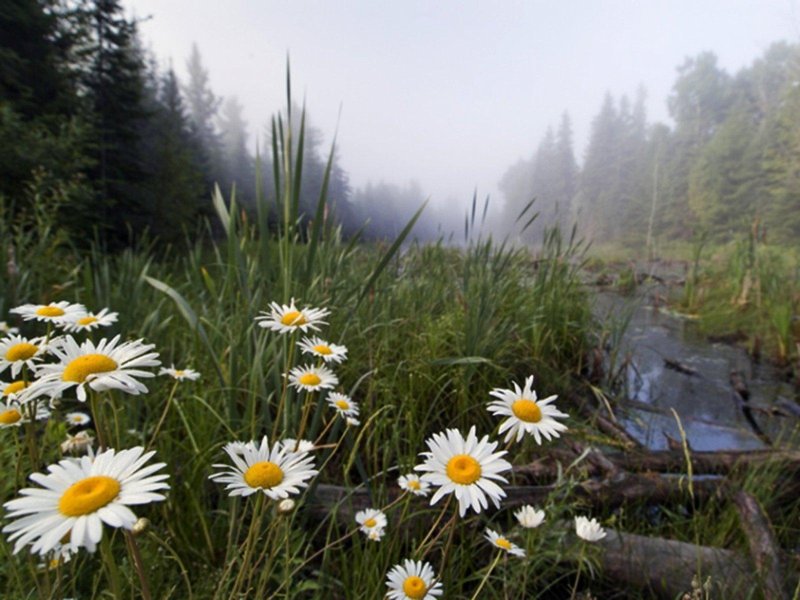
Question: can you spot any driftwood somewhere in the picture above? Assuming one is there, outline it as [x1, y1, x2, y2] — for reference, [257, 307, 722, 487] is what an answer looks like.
[513, 447, 800, 480]
[663, 357, 699, 376]
[732, 491, 787, 600]
[730, 369, 771, 444]
[307, 484, 758, 598]
[308, 473, 724, 522]
[597, 529, 755, 599]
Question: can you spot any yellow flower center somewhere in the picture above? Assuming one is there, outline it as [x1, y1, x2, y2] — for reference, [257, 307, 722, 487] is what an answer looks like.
[5, 342, 38, 362]
[243, 461, 284, 489]
[363, 518, 377, 528]
[335, 399, 350, 410]
[446, 454, 482, 485]
[495, 537, 512, 550]
[174, 370, 185, 377]
[3, 380, 28, 396]
[0, 408, 22, 424]
[280, 310, 307, 326]
[403, 575, 428, 599]
[408, 480, 421, 490]
[77, 316, 98, 326]
[58, 476, 120, 516]
[511, 398, 542, 423]
[62, 354, 118, 383]
[36, 306, 65, 318]
[298, 373, 321, 387]
[312, 344, 332, 355]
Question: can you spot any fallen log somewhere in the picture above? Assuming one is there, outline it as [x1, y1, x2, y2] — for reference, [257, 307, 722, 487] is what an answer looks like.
[733, 491, 788, 600]
[596, 529, 755, 598]
[512, 447, 800, 481]
[308, 473, 725, 522]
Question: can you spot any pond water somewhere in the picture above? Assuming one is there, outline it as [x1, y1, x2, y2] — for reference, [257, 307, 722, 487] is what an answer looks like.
[595, 292, 799, 451]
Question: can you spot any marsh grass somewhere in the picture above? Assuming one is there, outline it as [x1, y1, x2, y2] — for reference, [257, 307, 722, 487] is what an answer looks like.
[1, 85, 798, 599]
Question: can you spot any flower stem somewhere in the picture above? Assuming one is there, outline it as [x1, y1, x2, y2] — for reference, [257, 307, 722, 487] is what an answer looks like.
[146, 380, 180, 451]
[470, 552, 503, 600]
[125, 530, 152, 600]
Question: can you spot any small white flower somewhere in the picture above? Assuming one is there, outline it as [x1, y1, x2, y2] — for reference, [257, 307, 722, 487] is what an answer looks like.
[515, 505, 545, 529]
[346, 417, 361, 427]
[0, 335, 49, 378]
[1, 379, 31, 400]
[61, 431, 95, 454]
[367, 527, 385, 542]
[484, 528, 526, 557]
[0, 399, 49, 428]
[2, 446, 169, 555]
[398, 473, 431, 497]
[487, 375, 568, 444]
[355, 508, 387, 536]
[64, 308, 118, 333]
[287, 364, 338, 393]
[209, 436, 318, 500]
[281, 438, 316, 453]
[10, 301, 86, 328]
[159, 365, 200, 381]
[298, 336, 348, 364]
[256, 299, 330, 334]
[0, 322, 19, 336]
[575, 515, 606, 542]
[386, 559, 443, 600]
[277, 499, 296, 514]
[65, 412, 91, 427]
[21, 335, 160, 402]
[415, 426, 511, 517]
[326, 392, 359, 418]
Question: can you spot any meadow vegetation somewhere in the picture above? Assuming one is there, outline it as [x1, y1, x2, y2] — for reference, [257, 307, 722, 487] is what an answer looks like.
[0, 104, 799, 600]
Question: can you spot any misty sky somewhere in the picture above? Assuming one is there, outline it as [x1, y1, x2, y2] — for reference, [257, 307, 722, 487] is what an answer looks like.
[126, 0, 797, 208]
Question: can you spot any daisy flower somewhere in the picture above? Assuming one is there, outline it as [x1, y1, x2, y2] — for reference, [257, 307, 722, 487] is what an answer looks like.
[355, 508, 387, 536]
[326, 392, 359, 418]
[0, 399, 50, 428]
[2, 380, 31, 400]
[287, 364, 338, 393]
[367, 527, 385, 542]
[487, 376, 568, 444]
[298, 336, 348, 364]
[61, 431, 95, 454]
[398, 473, 431, 497]
[575, 516, 606, 542]
[159, 365, 200, 381]
[386, 559, 443, 600]
[281, 438, 316, 453]
[209, 436, 318, 500]
[65, 412, 91, 427]
[0, 322, 19, 336]
[346, 417, 361, 427]
[485, 528, 526, 557]
[2, 446, 169, 555]
[64, 308, 118, 333]
[515, 505, 545, 529]
[0, 335, 48, 378]
[21, 335, 160, 402]
[414, 426, 511, 517]
[10, 301, 86, 328]
[255, 299, 330, 334]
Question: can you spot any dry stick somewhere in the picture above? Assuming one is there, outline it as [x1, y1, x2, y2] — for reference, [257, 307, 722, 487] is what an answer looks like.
[469, 552, 503, 600]
[413, 498, 453, 559]
[732, 490, 788, 600]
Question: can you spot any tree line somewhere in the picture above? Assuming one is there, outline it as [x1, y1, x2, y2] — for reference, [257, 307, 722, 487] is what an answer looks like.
[2, 0, 437, 248]
[499, 43, 800, 248]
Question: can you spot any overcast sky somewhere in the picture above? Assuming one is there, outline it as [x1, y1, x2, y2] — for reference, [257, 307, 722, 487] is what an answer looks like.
[126, 0, 797, 208]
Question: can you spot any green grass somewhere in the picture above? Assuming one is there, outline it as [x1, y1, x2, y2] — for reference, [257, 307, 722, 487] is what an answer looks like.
[1, 94, 798, 599]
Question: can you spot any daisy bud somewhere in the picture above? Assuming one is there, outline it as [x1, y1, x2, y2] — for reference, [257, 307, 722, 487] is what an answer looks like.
[278, 499, 296, 514]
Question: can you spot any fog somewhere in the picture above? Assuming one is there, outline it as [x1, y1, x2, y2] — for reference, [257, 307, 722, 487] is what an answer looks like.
[126, 0, 797, 241]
